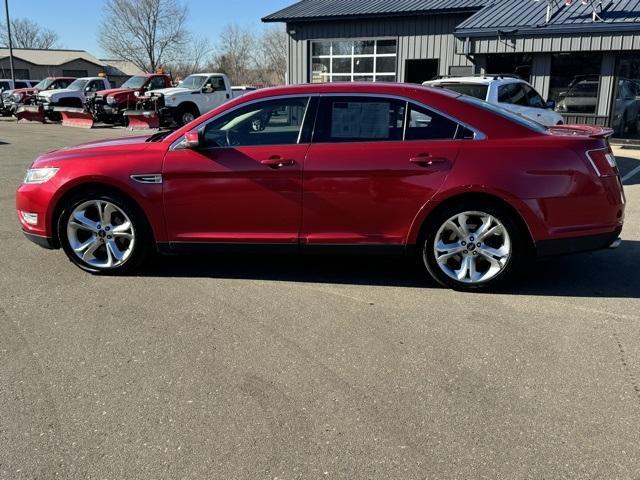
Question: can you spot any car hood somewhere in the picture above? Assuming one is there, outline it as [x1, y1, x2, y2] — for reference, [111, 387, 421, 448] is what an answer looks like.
[38, 88, 82, 98]
[10, 87, 36, 95]
[96, 87, 135, 97]
[146, 86, 190, 97]
[34, 135, 152, 165]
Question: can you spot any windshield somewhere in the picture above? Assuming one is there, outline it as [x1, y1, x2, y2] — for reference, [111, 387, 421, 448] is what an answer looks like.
[67, 79, 89, 91]
[180, 75, 207, 90]
[432, 83, 488, 100]
[34, 78, 53, 90]
[121, 76, 147, 89]
[460, 95, 546, 133]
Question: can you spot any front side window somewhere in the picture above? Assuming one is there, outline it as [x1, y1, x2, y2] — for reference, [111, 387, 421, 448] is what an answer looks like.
[523, 85, 546, 108]
[201, 97, 310, 148]
[314, 96, 405, 143]
[498, 83, 528, 106]
[311, 39, 398, 83]
[203, 77, 225, 93]
[148, 76, 166, 90]
[406, 104, 459, 140]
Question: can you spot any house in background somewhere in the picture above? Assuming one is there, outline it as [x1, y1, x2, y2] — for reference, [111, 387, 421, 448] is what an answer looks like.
[0, 48, 145, 88]
[263, 0, 640, 141]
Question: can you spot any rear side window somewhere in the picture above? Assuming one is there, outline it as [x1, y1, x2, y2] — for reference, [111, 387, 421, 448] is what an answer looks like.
[314, 96, 406, 143]
[432, 83, 488, 100]
[498, 83, 528, 106]
[406, 103, 459, 140]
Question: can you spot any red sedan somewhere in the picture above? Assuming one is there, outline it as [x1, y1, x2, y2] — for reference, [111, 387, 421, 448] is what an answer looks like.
[16, 83, 625, 290]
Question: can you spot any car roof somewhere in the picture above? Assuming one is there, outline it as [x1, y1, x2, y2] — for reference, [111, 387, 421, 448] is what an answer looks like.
[425, 76, 525, 86]
[237, 82, 459, 99]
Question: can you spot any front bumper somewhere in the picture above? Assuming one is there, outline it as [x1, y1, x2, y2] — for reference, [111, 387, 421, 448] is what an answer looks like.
[23, 231, 56, 249]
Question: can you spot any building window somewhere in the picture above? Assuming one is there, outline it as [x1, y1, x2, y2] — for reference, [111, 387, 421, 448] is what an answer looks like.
[551, 53, 602, 115]
[611, 54, 640, 139]
[310, 39, 397, 83]
[486, 54, 532, 82]
[0, 68, 30, 79]
[62, 69, 88, 78]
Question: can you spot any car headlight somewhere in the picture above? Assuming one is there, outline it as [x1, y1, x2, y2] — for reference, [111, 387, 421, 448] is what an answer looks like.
[23, 167, 59, 184]
[106, 95, 117, 105]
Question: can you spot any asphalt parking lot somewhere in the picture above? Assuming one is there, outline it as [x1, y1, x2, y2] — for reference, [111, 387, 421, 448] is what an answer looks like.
[1, 119, 640, 480]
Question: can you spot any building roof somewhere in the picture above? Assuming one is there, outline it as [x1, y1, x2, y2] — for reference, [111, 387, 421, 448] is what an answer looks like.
[0, 48, 104, 67]
[263, 0, 488, 22]
[100, 59, 145, 77]
[456, 0, 640, 36]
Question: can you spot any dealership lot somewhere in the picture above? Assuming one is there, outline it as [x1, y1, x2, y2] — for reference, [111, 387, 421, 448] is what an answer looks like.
[1, 121, 640, 479]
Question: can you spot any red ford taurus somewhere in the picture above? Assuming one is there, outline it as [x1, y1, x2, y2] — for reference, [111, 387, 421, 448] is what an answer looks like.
[16, 83, 625, 290]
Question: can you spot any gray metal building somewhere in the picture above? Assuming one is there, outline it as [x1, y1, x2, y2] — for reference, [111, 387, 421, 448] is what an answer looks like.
[264, 0, 640, 140]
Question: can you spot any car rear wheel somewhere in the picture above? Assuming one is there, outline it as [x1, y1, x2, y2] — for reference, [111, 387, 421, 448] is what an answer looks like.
[58, 192, 150, 274]
[421, 201, 524, 291]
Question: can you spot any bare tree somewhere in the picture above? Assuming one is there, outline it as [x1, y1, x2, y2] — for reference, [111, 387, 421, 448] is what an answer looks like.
[209, 24, 256, 85]
[167, 35, 212, 79]
[254, 27, 287, 86]
[0, 18, 59, 49]
[98, 0, 189, 73]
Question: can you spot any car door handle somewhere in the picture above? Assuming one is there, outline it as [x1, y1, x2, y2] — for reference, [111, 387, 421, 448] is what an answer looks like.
[409, 154, 449, 167]
[261, 156, 295, 169]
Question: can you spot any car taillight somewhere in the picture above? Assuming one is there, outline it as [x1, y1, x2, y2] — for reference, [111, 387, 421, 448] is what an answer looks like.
[586, 148, 618, 177]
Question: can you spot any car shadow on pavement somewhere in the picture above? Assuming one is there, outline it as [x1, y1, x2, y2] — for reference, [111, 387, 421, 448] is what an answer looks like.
[137, 240, 640, 298]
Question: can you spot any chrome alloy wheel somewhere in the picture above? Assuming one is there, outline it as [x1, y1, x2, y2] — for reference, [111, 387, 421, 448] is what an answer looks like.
[66, 200, 135, 269]
[431, 211, 511, 284]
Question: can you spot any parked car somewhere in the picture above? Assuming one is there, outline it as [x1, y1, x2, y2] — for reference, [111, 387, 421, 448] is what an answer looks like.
[557, 75, 640, 136]
[0, 79, 40, 115]
[424, 75, 564, 126]
[16, 83, 624, 291]
[4, 77, 75, 115]
[36, 76, 111, 119]
[86, 73, 172, 124]
[133, 73, 232, 126]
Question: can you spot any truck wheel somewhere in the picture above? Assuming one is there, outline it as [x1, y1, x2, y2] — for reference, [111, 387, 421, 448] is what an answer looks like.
[176, 104, 199, 126]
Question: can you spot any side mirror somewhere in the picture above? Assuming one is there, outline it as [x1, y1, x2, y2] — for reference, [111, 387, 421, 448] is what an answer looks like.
[184, 131, 200, 149]
[546, 100, 556, 109]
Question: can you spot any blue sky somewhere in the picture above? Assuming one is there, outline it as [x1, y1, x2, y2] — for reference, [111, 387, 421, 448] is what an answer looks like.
[7, 0, 294, 56]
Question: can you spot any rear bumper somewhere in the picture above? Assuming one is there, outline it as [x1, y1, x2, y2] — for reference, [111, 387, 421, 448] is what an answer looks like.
[535, 227, 622, 257]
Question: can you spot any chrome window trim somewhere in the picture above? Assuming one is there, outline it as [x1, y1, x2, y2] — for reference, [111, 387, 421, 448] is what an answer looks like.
[170, 94, 318, 151]
[170, 91, 487, 151]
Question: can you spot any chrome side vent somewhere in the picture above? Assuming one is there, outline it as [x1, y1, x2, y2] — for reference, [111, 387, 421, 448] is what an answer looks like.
[130, 174, 162, 184]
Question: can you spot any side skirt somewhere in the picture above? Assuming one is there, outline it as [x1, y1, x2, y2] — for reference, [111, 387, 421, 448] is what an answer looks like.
[157, 242, 407, 257]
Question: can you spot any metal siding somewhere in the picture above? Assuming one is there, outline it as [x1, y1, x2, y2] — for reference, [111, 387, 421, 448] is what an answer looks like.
[287, 14, 473, 84]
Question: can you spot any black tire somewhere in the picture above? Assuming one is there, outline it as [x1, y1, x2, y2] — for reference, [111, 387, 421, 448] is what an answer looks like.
[57, 190, 151, 274]
[419, 200, 526, 291]
[175, 104, 199, 127]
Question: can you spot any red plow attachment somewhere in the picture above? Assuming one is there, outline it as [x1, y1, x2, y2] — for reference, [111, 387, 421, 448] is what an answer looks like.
[123, 110, 160, 130]
[16, 105, 45, 123]
[54, 107, 95, 128]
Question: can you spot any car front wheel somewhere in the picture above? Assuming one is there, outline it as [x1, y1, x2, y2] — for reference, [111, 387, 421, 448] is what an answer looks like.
[58, 192, 150, 274]
[421, 202, 524, 291]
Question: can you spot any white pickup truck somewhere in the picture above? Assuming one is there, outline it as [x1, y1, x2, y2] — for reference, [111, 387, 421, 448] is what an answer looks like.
[139, 73, 232, 126]
[36, 76, 111, 118]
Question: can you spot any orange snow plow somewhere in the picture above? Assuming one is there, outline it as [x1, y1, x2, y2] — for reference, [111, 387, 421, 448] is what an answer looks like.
[123, 109, 160, 129]
[53, 106, 95, 128]
[16, 104, 45, 123]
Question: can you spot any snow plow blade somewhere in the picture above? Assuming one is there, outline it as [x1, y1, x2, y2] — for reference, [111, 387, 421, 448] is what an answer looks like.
[16, 105, 45, 123]
[54, 107, 95, 128]
[123, 110, 160, 129]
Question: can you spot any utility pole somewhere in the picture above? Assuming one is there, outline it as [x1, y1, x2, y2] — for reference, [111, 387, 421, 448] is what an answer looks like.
[3, 0, 15, 83]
